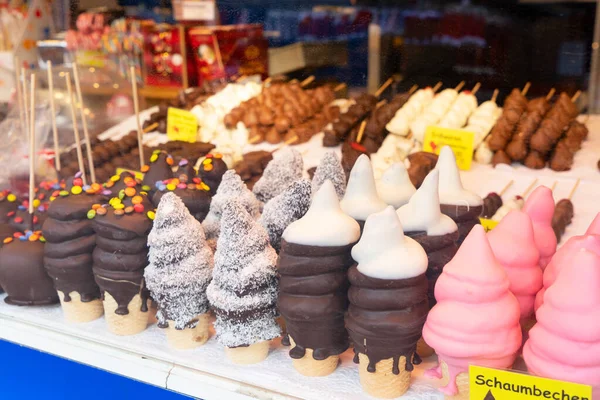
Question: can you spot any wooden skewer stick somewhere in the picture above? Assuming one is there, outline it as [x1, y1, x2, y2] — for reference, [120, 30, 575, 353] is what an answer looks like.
[47, 61, 60, 171]
[235, 75, 247, 82]
[289, 79, 299, 85]
[454, 81, 465, 92]
[355, 120, 368, 144]
[491, 89, 499, 103]
[300, 76, 315, 87]
[521, 82, 531, 96]
[72, 64, 96, 183]
[14, 57, 26, 140]
[130, 66, 145, 170]
[499, 180, 514, 196]
[571, 90, 582, 103]
[551, 181, 558, 192]
[545, 88, 556, 101]
[272, 135, 299, 153]
[334, 83, 346, 92]
[263, 77, 272, 86]
[471, 82, 481, 95]
[28, 73, 36, 217]
[20, 68, 29, 141]
[432, 82, 443, 93]
[249, 135, 262, 144]
[376, 99, 388, 109]
[143, 122, 159, 134]
[375, 77, 394, 98]
[65, 72, 87, 186]
[522, 178, 538, 197]
[408, 84, 419, 95]
[568, 178, 580, 200]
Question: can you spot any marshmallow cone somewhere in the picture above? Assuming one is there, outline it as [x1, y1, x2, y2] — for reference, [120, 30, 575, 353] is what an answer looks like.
[523, 186, 556, 270]
[586, 213, 600, 235]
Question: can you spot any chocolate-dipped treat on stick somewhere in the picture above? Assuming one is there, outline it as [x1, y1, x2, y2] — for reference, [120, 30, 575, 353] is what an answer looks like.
[436, 147, 483, 244]
[346, 206, 428, 398]
[141, 150, 174, 196]
[340, 155, 387, 231]
[492, 178, 537, 222]
[145, 193, 213, 349]
[323, 91, 379, 147]
[43, 175, 106, 322]
[206, 200, 281, 364]
[481, 180, 514, 219]
[0, 73, 59, 306]
[311, 151, 346, 200]
[252, 148, 303, 204]
[151, 174, 211, 223]
[90, 191, 154, 335]
[488, 83, 530, 152]
[278, 181, 360, 376]
[549, 120, 588, 171]
[197, 153, 228, 195]
[552, 179, 579, 242]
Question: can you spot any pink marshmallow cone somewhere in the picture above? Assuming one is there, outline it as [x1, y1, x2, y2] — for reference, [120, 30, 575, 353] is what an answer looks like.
[524, 248, 600, 392]
[488, 210, 542, 321]
[423, 225, 522, 397]
[586, 213, 600, 235]
[523, 186, 556, 270]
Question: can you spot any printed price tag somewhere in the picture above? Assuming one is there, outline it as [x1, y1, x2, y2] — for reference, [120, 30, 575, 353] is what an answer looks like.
[469, 365, 592, 400]
[422, 126, 475, 170]
[167, 108, 198, 143]
[179, 0, 215, 21]
[479, 218, 499, 232]
[116, 168, 144, 181]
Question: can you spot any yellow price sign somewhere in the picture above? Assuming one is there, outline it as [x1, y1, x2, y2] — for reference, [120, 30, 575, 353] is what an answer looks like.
[422, 126, 475, 170]
[470, 365, 592, 400]
[479, 218, 499, 232]
[116, 168, 144, 181]
[167, 108, 198, 143]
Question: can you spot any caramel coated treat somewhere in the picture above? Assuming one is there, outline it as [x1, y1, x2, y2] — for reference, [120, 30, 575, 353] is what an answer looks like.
[488, 89, 528, 151]
[492, 150, 512, 167]
[407, 152, 438, 188]
[549, 121, 588, 172]
[524, 150, 546, 170]
[552, 199, 574, 242]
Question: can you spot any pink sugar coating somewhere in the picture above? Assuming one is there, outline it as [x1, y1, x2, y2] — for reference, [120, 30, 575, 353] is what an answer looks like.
[535, 231, 600, 311]
[523, 186, 556, 270]
[423, 225, 521, 395]
[487, 210, 542, 320]
[586, 213, 600, 235]
[524, 248, 600, 390]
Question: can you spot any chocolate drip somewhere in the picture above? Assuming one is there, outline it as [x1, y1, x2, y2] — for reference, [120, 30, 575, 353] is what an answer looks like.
[346, 266, 428, 374]
[152, 188, 211, 223]
[405, 230, 459, 308]
[281, 334, 290, 346]
[94, 268, 147, 315]
[277, 240, 356, 360]
[440, 204, 483, 244]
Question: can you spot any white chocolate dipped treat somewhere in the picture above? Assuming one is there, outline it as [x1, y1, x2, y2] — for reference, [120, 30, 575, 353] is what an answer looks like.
[438, 91, 478, 129]
[283, 180, 360, 247]
[371, 135, 417, 179]
[340, 155, 387, 225]
[376, 163, 416, 209]
[475, 140, 494, 164]
[397, 169, 458, 236]
[410, 89, 459, 143]
[386, 88, 435, 137]
[436, 146, 483, 207]
[492, 197, 524, 221]
[465, 100, 501, 147]
[352, 206, 427, 280]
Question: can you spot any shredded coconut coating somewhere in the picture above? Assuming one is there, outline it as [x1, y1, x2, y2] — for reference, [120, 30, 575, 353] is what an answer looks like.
[259, 180, 312, 252]
[145, 193, 213, 330]
[203, 170, 261, 245]
[207, 200, 281, 348]
[252, 148, 303, 203]
[311, 151, 346, 200]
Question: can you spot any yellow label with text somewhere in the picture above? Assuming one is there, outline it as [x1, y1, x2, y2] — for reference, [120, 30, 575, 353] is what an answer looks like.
[479, 218, 499, 232]
[167, 108, 198, 143]
[116, 168, 144, 181]
[422, 126, 474, 170]
[469, 365, 592, 400]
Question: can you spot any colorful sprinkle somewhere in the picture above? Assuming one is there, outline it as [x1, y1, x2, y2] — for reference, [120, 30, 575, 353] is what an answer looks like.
[105, 181, 114, 188]
[179, 159, 188, 166]
[192, 177, 201, 184]
[6, 211, 15, 217]
[7, 194, 16, 202]
[141, 165, 150, 173]
[75, 171, 83, 178]
[102, 190, 112, 196]
[171, 178, 180, 186]
[18, 205, 26, 211]
[132, 196, 143, 205]
[52, 190, 60, 198]
[19, 235, 26, 241]
[110, 175, 120, 182]
[39, 236, 46, 243]
[124, 206, 134, 214]
[96, 207, 107, 216]
[83, 185, 91, 192]
[150, 154, 158, 163]
[214, 153, 223, 159]
[134, 203, 145, 213]
[71, 186, 83, 195]
[201, 183, 210, 191]
[202, 158, 212, 165]
[177, 183, 187, 189]
[204, 164, 214, 172]
[29, 234, 39, 242]
[3, 237, 12, 244]
[187, 183, 195, 190]
[37, 205, 45, 212]
[118, 190, 125, 200]
[147, 211, 155, 220]
[14, 217, 23, 223]
[166, 157, 174, 166]
[73, 178, 83, 187]
[87, 210, 96, 219]
[114, 209, 124, 216]
[91, 183, 102, 192]
[153, 149, 161, 155]
[59, 190, 69, 197]
[33, 216, 39, 224]
[124, 187, 136, 197]
[13, 232, 22, 238]
[166, 183, 176, 191]
[206, 154, 213, 159]
[125, 178, 136, 188]
[114, 203, 125, 210]
[38, 193, 45, 200]
[92, 204, 101, 210]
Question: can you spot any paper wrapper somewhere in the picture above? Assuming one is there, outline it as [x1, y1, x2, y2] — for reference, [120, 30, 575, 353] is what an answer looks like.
[225, 340, 270, 365]
[289, 336, 339, 377]
[441, 361, 470, 400]
[103, 293, 148, 336]
[58, 291, 103, 323]
[166, 313, 210, 350]
[417, 336, 435, 358]
[358, 353, 411, 398]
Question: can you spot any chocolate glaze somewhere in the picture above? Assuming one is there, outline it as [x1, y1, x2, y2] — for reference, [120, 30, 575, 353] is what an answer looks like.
[42, 218, 94, 242]
[440, 204, 483, 244]
[142, 152, 173, 194]
[198, 156, 228, 196]
[152, 188, 211, 222]
[405, 230, 459, 308]
[8, 209, 46, 232]
[0, 240, 59, 305]
[93, 267, 148, 315]
[106, 172, 141, 196]
[345, 266, 428, 374]
[0, 199, 18, 224]
[278, 240, 356, 360]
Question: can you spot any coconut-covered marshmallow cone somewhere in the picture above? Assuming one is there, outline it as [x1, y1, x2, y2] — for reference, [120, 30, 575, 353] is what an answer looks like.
[206, 200, 281, 364]
[145, 192, 214, 350]
[346, 207, 429, 398]
[278, 181, 360, 376]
